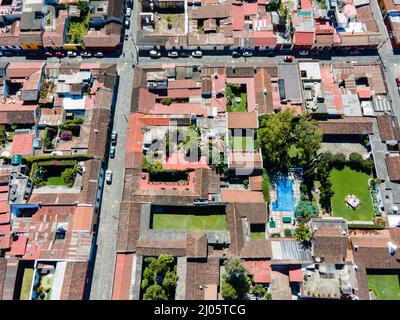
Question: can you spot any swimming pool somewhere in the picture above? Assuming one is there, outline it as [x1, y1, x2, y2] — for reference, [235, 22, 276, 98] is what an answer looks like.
[272, 177, 294, 212]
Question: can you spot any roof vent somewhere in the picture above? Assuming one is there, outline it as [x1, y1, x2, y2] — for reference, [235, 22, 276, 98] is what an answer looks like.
[388, 241, 397, 256]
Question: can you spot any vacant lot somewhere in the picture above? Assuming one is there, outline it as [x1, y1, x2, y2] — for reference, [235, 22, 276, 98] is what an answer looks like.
[330, 166, 373, 221]
[368, 274, 400, 300]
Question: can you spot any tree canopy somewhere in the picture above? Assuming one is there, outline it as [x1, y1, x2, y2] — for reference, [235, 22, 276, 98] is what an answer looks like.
[294, 194, 318, 221]
[141, 254, 177, 300]
[294, 222, 312, 243]
[258, 109, 323, 171]
[221, 258, 251, 300]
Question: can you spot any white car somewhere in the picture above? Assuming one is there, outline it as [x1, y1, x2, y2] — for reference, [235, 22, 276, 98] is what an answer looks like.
[124, 18, 130, 29]
[242, 49, 253, 57]
[299, 49, 309, 56]
[149, 50, 161, 58]
[105, 170, 113, 184]
[94, 52, 104, 57]
[81, 51, 92, 58]
[67, 51, 77, 57]
[167, 51, 179, 58]
[126, 8, 131, 17]
[191, 50, 203, 58]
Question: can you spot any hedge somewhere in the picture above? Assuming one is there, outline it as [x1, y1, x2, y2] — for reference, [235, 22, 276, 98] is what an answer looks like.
[23, 154, 93, 163]
[348, 224, 385, 230]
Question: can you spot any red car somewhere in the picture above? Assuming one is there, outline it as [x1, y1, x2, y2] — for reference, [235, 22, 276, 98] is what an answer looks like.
[396, 77, 400, 87]
[55, 51, 64, 58]
[284, 55, 295, 62]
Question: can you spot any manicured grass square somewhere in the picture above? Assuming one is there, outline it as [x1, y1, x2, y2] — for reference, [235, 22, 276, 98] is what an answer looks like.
[46, 176, 66, 186]
[368, 274, 400, 300]
[152, 213, 227, 231]
[330, 166, 373, 221]
[251, 232, 265, 240]
[231, 136, 254, 151]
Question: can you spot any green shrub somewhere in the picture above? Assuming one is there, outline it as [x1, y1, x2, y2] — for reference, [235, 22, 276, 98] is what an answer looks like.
[284, 229, 293, 238]
[160, 98, 173, 106]
[348, 223, 385, 230]
[262, 171, 270, 203]
[65, 118, 84, 125]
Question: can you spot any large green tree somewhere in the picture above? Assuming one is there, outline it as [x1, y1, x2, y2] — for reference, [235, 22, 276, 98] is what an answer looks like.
[221, 258, 251, 300]
[294, 222, 312, 242]
[141, 254, 177, 300]
[294, 194, 318, 221]
[258, 109, 323, 171]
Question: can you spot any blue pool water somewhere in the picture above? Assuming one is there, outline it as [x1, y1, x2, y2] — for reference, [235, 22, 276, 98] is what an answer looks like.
[272, 178, 294, 212]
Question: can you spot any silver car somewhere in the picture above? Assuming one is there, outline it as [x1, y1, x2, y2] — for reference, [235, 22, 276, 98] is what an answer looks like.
[105, 170, 113, 184]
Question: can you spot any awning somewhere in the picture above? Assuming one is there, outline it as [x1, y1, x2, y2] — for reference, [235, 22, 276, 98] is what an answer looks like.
[11, 154, 22, 165]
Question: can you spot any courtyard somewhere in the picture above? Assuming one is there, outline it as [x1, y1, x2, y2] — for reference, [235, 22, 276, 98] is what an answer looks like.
[330, 166, 374, 221]
[151, 205, 227, 231]
[368, 273, 400, 300]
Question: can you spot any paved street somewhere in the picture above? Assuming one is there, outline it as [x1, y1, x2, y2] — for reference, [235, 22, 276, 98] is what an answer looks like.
[89, 13, 136, 299]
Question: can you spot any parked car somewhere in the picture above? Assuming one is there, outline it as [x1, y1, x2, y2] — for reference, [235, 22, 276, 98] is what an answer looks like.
[105, 170, 113, 184]
[266, 50, 276, 57]
[67, 51, 77, 57]
[349, 49, 359, 56]
[298, 49, 309, 56]
[284, 55, 295, 62]
[81, 51, 92, 58]
[44, 51, 53, 57]
[396, 77, 400, 87]
[242, 49, 253, 57]
[149, 50, 161, 58]
[232, 49, 241, 58]
[191, 50, 203, 58]
[124, 18, 130, 29]
[111, 131, 118, 145]
[167, 51, 179, 58]
[55, 51, 64, 58]
[109, 146, 116, 158]
[94, 52, 104, 57]
[126, 7, 131, 17]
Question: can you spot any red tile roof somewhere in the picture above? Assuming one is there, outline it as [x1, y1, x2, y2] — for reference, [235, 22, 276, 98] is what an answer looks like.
[221, 190, 264, 203]
[9, 235, 28, 256]
[294, 31, 315, 46]
[357, 87, 371, 99]
[243, 3, 258, 15]
[11, 133, 34, 156]
[112, 253, 134, 300]
[232, 4, 244, 31]
[71, 206, 94, 232]
[289, 268, 303, 282]
[243, 260, 271, 283]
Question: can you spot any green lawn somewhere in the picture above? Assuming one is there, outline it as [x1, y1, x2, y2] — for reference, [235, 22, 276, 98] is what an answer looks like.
[226, 84, 247, 112]
[330, 166, 373, 221]
[368, 274, 400, 300]
[20, 268, 34, 300]
[251, 232, 265, 240]
[231, 136, 254, 151]
[46, 176, 67, 186]
[229, 92, 247, 112]
[152, 213, 227, 231]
